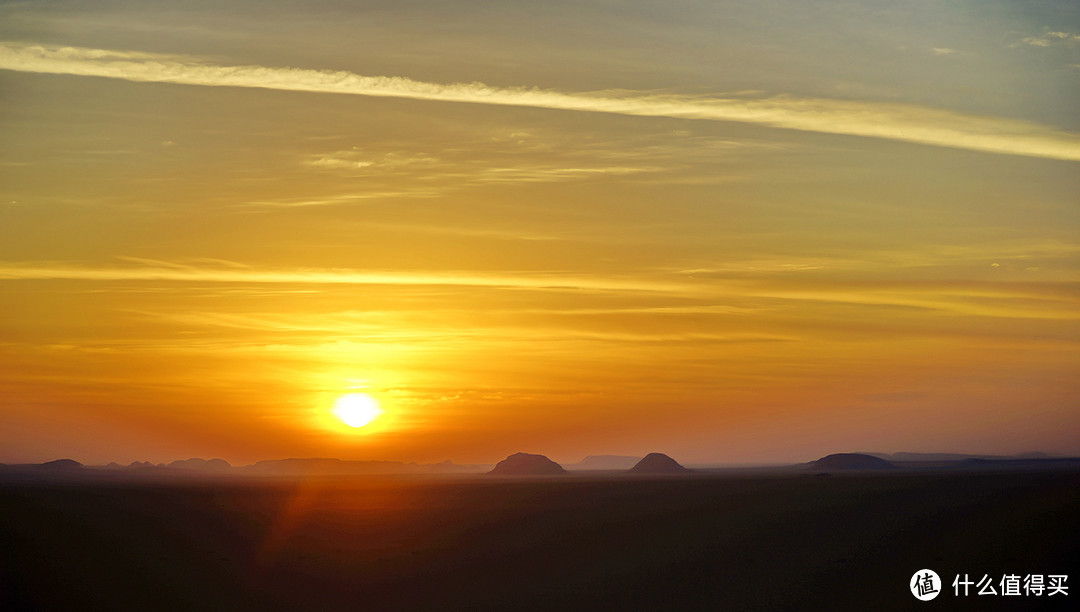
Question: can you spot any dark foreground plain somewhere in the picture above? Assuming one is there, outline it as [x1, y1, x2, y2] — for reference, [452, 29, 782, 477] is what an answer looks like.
[1, 469, 1077, 611]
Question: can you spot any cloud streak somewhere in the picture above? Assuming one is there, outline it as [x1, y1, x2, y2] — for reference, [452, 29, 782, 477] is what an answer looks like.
[1016, 30, 1080, 48]
[2, 259, 1076, 321]
[0, 261, 686, 294]
[3, 42, 1080, 161]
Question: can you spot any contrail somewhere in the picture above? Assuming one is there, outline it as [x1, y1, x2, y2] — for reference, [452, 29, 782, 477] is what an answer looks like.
[2, 42, 1079, 161]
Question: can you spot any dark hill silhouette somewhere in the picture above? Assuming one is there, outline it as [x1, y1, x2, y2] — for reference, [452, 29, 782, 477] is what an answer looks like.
[167, 458, 231, 471]
[248, 458, 417, 475]
[867, 451, 1054, 463]
[488, 453, 566, 475]
[422, 460, 493, 474]
[36, 459, 83, 470]
[566, 455, 641, 470]
[810, 453, 896, 471]
[956, 457, 1080, 471]
[628, 453, 690, 474]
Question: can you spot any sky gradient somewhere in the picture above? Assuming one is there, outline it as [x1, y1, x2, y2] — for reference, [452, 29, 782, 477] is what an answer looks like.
[1, 0, 1078, 465]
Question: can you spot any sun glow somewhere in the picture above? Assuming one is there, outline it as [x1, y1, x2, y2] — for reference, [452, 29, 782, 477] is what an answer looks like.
[332, 393, 382, 428]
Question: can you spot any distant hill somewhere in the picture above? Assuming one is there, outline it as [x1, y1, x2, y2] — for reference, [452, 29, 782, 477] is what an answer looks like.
[628, 453, 690, 475]
[0, 458, 84, 475]
[247, 458, 417, 475]
[565, 455, 642, 471]
[0, 457, 493, 479]
[36, 459, 83, 471]
[244, 458, 487, 475]
[488, 453, 566, 476]
[954, 457, 1080, 471]
[421, 460, 493, 474]
[167, 458, 231, 471]
[809, 453, 896, 471]
[866, 451, 1054, 463]
[128, 461, 158, 469]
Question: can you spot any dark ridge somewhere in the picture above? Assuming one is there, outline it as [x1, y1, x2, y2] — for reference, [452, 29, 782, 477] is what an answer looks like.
[627, 453, 690, 474]
[869, 451, 1056, 462]
[36, 459, 83, 470]
[488, 452, 566, 475]
[957, 457, 1080, 470]
[567, 455, 642, 470]
[809, 453, 896, 471]
[247, 458, 417, 475]
[167, 458, 232, 471]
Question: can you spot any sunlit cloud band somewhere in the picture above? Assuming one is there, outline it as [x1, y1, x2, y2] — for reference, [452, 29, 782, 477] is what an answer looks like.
[0, 261, 685, 294]
[2, 42, 1080, 161]
[2, 260, 1077, 320]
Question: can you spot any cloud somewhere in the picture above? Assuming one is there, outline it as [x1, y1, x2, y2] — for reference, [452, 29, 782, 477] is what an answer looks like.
[290, 138, 670, 205]
[135, 309, 792, 346]
[2, 42, 1080, 162]
[305, 148, 658, 181]
[306, 151, 441, 171]
[1016, 30, 1080, 48]
[746, 284, 1080, 321]
[3, 256, 1076, 322]
[0, 260, 688, 294]
[246, 190, 445, 207]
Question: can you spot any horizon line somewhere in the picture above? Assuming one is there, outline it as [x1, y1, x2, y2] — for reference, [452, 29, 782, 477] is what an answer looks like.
[4, 450, 1072, 469]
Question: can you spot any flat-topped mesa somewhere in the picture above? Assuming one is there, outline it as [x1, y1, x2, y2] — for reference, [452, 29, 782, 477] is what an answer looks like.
[488, 452, 566, 475]
[809, 453, 896, 471]
[627, 453, 690, 474]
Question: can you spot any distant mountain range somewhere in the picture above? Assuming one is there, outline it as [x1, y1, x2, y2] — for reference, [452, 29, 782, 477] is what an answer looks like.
[488, 452, 691, 476]
[564, 455, 642, 471]
[0, 457, 492, 476]
[863, 452, 1053, 462]
[1, 450, 1075, 479]
[245, 458, 490, 475]
[804, 452, 1080, 473]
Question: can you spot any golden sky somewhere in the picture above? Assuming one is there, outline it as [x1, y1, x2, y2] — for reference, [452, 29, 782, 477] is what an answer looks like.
[1, 0, 1078, 465]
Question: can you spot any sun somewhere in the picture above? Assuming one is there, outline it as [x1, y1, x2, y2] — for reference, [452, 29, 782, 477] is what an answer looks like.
[332, 393, 382, 428]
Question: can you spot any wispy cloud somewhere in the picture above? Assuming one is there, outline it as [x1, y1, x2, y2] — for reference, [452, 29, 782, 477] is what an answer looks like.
[3, 43, 1079, 161]
[1015, 30, 1080, 48]
[305, 151, 441, 172]
[305, 147, 663, 185]
[3, 257, 1076, 322]
[135, 309, 792, 346]
[0, 260, 687, 294]
[747, 284, 1080, 321]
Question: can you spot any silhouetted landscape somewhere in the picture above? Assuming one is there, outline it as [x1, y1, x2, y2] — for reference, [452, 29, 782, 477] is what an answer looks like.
[3, 0, 1078, 609]
[2, 452, 1077, 610]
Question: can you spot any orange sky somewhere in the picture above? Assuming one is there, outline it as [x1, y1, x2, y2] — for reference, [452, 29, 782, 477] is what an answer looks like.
[1, 1, 1078, 465]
